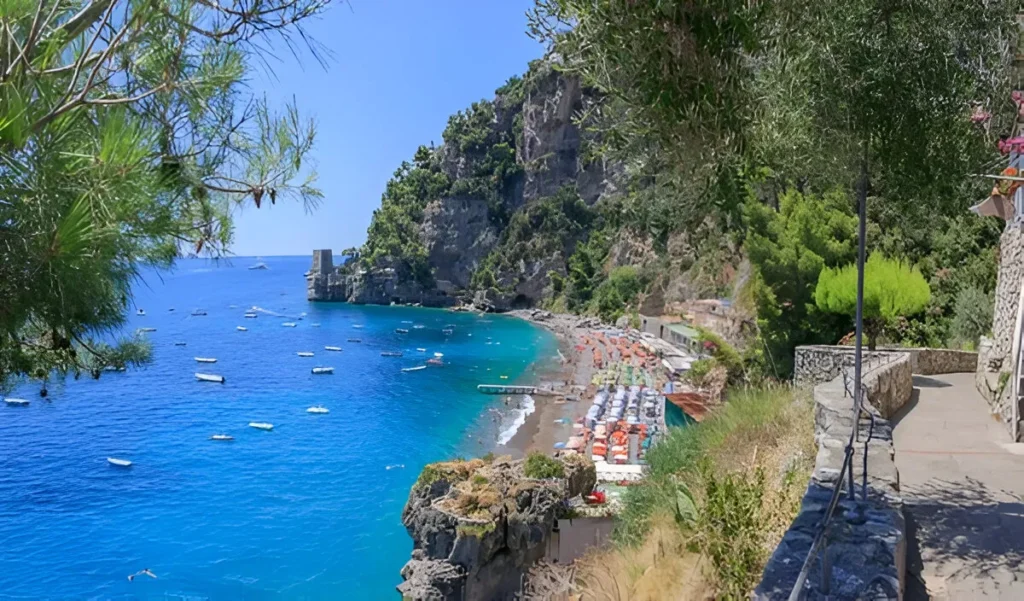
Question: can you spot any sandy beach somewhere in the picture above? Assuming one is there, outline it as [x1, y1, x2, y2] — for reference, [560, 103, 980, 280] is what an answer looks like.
[503, 310, 659, 455]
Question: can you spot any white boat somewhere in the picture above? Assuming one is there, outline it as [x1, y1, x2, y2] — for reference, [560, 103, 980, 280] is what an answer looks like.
[311, 367, 334, 375]
[381, 351, 403, 357]
[311, 323, 321, 327]
[324, 346, 342, 352]
[194, 357, 217, 363]
[306, 406, 329, 414]
[413, 325, 425, 329]
[210, 434, 234, 441]
[4, 398, 29, 406]
[402, 365, 427, 372]
[434, 352, 444, 358]
[136, 309, 146, 316]
[395, 328, 409, 334]
[297, 352, 314, 357]
[282, 322, 297, 328]
[195, 373, 225, 383]
[236, 326, 247, 331]
[107, 458, 132, 467]
[248, 261, 269, 270]
[137, 327, 156, 333]
[102, 366, 125, 372]
[248, 422, 273, 431]
[352, 324, 364, 329]
[244, 313, 258, 319]
[416, 348, 427, 352]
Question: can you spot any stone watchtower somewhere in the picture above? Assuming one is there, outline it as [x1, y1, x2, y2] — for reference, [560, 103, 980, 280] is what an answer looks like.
[306, 249, 346, 301]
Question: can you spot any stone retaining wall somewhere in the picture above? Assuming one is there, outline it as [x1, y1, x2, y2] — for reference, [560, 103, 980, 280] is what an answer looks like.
[794, 345, 977, 386]
[756, 354, 912, 600]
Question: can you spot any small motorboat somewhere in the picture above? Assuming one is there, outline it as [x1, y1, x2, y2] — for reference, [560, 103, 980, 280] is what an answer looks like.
[236, 326, 248, 331]
[394, 328, 409, 334]
[194, 357, 217, 363]
[311, 366, 334, 374]
[306, 406, 329, 414]
[402, 365, 427, 372]
[282, 322, 297, 328]
[442, 328, 454, 335]
[210, 434, 234, 441]
[174, 341, 187, 346]
[137, 327, 156, 333]
[168, 308, 176, 312]
[191, 310, 208, 316]
[426, 358, 443, 366]
[4, 398, 29, 406]
[352, 324, 364, 329]
[297, 352, 314, 357]
[324, 346, 343, 352]
[412, 325, 425, 330]
[434, 352, 444, 358]
[381, 351, 403, 357]
[248, 261, 269, 270]
[416, 348, 427, 352]
[107, 458, 132, 467]
[248, 422, 273, 431]
[136, 309, 146, 316]
[401, 320, 412, 324]
[244, 313, 258, 319]
[346, 338, 362, 343]
[195, 373, 225, 384]
[311, 323, 321, 327]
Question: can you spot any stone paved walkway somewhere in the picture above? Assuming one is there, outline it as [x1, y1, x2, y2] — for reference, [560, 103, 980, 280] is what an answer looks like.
[893, 372, 1024, 601]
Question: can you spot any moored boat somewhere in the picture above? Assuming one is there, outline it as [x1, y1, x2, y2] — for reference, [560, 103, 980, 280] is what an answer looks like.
[137, 327, 156, 333]
[248, 422, 273, 431]
[381, 351, 403, 357]
[194, 357, 217, 363]
[191, 310, 207, 316]
[297, 351, 314, 357]
[311, 366, 334, 374]
[306, 406, 329, 414]
[324, 346, 342, 351]
[4, 398, 29, 406]
[346, 338, 361, 343]
[174, 341, 187, 346]
[402, 365, 427, 372]
[210, 434, 234, 441]
[136, 309, 146, 316]
[107, 458, 132, 467]
[244, 313, 258, 318]
[236, 326, 248, 331]
[282, 322, 297, 327]
[426, 358, 443, 366]
[394, 328, 409, 334]
[195, 373, 225, 383]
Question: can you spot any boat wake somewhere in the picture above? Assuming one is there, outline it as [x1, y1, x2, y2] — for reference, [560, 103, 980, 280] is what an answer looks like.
[497, 395, 535, 446]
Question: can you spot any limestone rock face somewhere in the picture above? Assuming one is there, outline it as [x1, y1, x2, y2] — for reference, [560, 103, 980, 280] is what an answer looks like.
[398, 455, 596, 601]
[307, 60, 621, 310]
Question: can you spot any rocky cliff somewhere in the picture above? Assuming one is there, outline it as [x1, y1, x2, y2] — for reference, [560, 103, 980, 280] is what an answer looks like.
[307, 60, 621, 309]
[398, 454, 596, 601]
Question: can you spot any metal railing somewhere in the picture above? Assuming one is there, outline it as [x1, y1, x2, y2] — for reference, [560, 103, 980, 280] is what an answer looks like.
[787, 357, 881, 600]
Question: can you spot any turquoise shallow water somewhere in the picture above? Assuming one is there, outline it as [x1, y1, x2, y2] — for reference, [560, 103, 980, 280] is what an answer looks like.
[0, 256, 557, 600]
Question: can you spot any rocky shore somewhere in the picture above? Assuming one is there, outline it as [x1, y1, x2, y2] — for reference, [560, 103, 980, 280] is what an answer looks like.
[398, 454, 596, 601]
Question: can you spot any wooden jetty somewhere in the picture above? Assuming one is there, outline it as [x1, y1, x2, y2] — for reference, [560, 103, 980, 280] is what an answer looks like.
[477, 384, 537, 395]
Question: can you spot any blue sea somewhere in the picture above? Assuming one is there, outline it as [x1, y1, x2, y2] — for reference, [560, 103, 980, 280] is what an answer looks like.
[0, 256, 558, 600]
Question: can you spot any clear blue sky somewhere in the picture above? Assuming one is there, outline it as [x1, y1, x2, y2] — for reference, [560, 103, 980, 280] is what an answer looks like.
[230, 0, 544, 257]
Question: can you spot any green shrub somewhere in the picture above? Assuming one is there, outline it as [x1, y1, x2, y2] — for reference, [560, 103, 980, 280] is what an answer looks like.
[950, 285, 993, 348]
[523, 452, 565, 479]
[695, 466, 768, 599]
[456, 521, 496, 538]
[815, 253, 931, 349]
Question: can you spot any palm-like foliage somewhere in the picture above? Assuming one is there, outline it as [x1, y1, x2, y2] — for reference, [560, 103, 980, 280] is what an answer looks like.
[0, 0, 329, 385]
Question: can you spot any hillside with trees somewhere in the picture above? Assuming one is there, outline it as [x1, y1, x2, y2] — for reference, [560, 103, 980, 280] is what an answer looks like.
[345, 0, 1016, 382]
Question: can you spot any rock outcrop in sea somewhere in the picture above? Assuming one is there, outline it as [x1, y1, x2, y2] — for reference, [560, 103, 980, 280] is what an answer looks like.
[398, 454, 596, 601]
